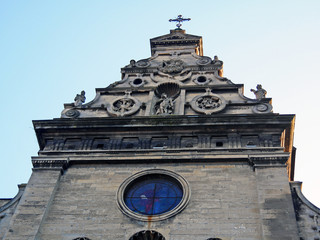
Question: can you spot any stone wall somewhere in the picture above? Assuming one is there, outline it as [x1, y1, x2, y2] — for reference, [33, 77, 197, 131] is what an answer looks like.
[2, 171, 61, 240]
[0, 184, 26, 239]
[291, 182, 320, 239]
[30, 162, 299, 240]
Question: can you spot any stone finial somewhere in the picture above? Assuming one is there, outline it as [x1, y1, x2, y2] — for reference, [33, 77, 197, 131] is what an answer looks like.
[74, 90, 86, 107]
[250, 84, 267, 99]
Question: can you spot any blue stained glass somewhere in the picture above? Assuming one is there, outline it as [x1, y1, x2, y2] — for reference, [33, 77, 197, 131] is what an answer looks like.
[124, 175, 183, 215]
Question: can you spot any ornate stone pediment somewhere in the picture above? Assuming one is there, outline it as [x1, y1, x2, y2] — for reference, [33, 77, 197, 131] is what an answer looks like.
[61, 29, 273, 119]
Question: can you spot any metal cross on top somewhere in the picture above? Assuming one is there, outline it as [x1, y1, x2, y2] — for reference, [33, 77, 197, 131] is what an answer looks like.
[169, 15, 191, 29]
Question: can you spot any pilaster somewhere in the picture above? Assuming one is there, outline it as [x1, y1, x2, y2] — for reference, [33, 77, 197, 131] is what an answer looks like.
[2, 159, 67, 240]
[255, 164, 299, 239]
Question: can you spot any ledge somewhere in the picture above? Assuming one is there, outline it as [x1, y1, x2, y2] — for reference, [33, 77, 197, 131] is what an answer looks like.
[31, 152, 290, 168]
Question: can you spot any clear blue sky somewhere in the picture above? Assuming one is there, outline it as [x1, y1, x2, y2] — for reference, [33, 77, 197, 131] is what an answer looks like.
[1, 1, 319, 206]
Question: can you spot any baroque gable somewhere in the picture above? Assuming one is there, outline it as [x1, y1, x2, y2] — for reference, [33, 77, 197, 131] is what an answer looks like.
[61, 30, 272, 119]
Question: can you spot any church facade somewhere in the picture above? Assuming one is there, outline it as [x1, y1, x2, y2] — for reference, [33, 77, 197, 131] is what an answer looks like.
[1, 24, 320, 240]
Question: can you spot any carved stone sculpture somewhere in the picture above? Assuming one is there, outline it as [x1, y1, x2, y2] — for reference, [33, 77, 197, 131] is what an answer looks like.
[158, 59, 184, 74]
[113, 98, 135, 114]
[129, 59, 136, 67]
[252, 103, 273, 114]
[106, 91, 141, 117]
[196, 96, 222, 110]
[212, 55, 223, 66]
[136, 59, 150, 68]
[196, 56, 212, 65]
[251, 84, 267, 99]
[156, 93, 174, 115]
[74, 90, 86, 107]
[65, 109, 80, 118]
[190, 89, 226, 115]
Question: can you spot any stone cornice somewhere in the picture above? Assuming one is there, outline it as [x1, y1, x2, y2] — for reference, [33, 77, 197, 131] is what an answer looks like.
[34, 114, 295, 130]
[31, 152, 290, 168]
[31, 158, 68, 170]
[248, 153, 290, 169]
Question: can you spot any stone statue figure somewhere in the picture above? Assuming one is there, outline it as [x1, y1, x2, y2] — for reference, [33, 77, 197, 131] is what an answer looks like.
[129, 59, 136, 67]
[156, 93, 174, 115]
[212, 55, 223, 65]
[250, 84, 267, 99]
[74, 90, 86, 107]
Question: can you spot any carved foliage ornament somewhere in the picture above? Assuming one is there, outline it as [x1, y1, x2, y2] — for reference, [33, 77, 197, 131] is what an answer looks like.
[196, 96, 221, 110]
[106, 91, 141, 117]
[158, 59, 184, 74]
[190, 89, 226, 115]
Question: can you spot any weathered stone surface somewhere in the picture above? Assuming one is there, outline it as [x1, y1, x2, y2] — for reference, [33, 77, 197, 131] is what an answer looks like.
[2, 170, 61, 240]
[18, 163, 295, 240]
[1, 27, 310, 240]
[291, 182, 320, 239]
[0, 185, 26, 239]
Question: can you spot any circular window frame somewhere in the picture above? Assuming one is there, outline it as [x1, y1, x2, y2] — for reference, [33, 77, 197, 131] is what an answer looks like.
[193, 75, 211, 85]
[117, 169, 190, 222]
[129, 78, 145, 88]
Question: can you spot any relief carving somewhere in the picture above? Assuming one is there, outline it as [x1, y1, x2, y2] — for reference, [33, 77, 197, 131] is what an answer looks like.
[65, 109, 80, 118]
[106, 91, 141, 117]
[196, 56, 212, 66]
[155, 93, 174, 115]
[190, 88, 226, 115]
[150, 70, 191, 82]
[158, 59, 184, 74]
[113, 98, 135, 113]
[136, 59, 151, 68]
[196, 96, 222, 110]
[252, 103, 273, 114]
